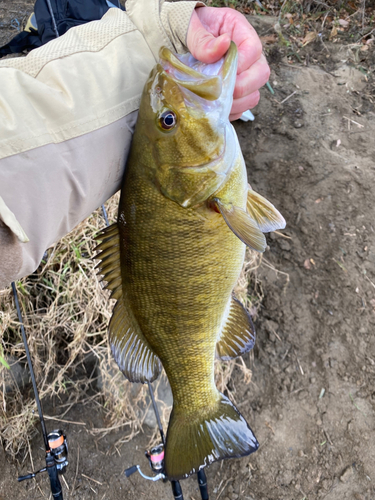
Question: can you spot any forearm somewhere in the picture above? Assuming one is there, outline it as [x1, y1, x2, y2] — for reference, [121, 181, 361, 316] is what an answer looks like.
[0, 0, 202, 289]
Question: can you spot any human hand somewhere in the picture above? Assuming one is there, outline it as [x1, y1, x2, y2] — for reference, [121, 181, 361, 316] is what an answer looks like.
[186, 7, 270, 121]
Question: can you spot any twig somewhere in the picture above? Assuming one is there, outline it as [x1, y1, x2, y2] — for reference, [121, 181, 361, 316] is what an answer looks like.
[70, 444, 80, 498]
[365, 275, 375, 289]
[280, 90, 297, 104]
[269, 326, 282, 342]
[273, 230, 292, 240]
[216, 478, 232, 500]
[44, 415, 86, 426]
[296, 354, 304, 375]
[343, 116, 364, 128]
[82, 473, 103, 486]
[61, 474, 70, 491]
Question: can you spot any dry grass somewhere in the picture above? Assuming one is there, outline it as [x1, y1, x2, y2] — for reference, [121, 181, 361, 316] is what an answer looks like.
[0, 194, 262, 459]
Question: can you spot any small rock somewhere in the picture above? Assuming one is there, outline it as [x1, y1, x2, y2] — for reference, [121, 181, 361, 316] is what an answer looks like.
[279, 239, 291, 251]
[354, 493, 365, 500]
[293, 120, 304, 128]
[340, 466, 353, 483]
[310, 377, 316, 384]
[316, 417, 322, 426]
[231, 494, 239, 500]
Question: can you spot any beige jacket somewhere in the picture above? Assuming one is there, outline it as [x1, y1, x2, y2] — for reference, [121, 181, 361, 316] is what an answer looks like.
[0, 0, 203, 289]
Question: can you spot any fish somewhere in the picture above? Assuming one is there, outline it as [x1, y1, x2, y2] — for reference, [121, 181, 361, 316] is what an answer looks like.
[95, 42, 285, 481]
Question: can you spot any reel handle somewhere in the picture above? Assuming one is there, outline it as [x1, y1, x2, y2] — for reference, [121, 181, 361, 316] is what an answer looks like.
[124, 465, 139, 478]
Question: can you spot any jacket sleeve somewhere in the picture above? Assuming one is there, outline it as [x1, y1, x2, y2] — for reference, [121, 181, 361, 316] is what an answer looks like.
[0, 0, 204, 290]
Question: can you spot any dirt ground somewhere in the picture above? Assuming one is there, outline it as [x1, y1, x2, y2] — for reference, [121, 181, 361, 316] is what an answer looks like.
[1, 8, 375, 500]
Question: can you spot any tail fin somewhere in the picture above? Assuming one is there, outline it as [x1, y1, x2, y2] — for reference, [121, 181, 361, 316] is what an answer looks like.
[164, 393, 259, 480]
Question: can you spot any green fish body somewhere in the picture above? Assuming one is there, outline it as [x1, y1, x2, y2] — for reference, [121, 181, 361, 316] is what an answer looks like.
[96, 43, 285, 480]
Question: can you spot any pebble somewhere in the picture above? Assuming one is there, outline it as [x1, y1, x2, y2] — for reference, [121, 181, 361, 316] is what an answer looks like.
[279, 239, 291, 251]
[293, 120, 304, 128]
[340, 466, 353, 483]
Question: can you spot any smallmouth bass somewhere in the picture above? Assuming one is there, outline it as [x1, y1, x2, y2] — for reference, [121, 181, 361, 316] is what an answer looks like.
[95, 43, 285, 480]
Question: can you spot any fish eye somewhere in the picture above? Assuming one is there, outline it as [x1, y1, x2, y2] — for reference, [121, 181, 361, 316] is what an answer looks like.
[159, 111, 177, 130]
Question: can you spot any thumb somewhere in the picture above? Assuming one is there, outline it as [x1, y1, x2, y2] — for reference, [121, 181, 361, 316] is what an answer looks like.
[187, 10, 231, 64]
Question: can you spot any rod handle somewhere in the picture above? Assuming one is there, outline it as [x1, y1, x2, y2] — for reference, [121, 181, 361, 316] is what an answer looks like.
[171, 480, 184, 500]
[46, 453, 63, 500]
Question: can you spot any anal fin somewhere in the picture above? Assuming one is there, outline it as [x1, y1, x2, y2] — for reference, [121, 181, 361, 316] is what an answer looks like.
[109, 296, 162, 383]
[212, 198, 266, 252]
[216, 297, 255, 360]
[247, 187, 286, 232]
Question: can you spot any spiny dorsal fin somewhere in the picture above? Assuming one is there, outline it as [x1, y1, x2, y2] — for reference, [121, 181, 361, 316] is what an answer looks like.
[246, 187, 286, 233]
[94, 223, 122, 300]
[216, 297, 255, 360]
[109, 297, 162, 383]
[212, 198, 266, 253]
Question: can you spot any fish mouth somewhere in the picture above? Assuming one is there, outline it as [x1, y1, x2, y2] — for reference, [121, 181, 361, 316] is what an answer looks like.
[158, 42, 238, 116]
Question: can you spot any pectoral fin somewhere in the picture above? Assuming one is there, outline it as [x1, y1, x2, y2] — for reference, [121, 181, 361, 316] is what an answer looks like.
[213, 198, 266, 252]
[247, 188, 286, 233]
[94, 223, 162, 383]
[216, 297, 255, 360]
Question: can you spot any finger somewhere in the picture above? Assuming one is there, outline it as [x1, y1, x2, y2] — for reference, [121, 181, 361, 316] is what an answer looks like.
[236, 33, 263, 75]
[186, 9, 231, 64]
[233, 54, 270, 100]
[229, 112, 244, 121]
[192, 8, 263, 73]
[230, 91, 260, 116]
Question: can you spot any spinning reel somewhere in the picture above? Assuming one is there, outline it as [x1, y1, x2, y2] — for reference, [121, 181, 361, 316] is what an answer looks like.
[18, 430, 68, 483]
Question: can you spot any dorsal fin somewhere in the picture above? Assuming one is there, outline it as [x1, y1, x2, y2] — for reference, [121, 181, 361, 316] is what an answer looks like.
[216, 297, 255, 360]
[94, 223, 162, 382]
[94, 223, 122, 300]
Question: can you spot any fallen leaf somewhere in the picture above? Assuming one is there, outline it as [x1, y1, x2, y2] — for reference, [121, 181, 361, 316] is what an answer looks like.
[260, 34, 278, 45]
[330, 25, 338, 39]
[338, 19, 349, 27]
[360, 44, 369, 52]
[310, 258, 316, 266]
[304, 259, 311, 270]
[302, 31, 317, 47]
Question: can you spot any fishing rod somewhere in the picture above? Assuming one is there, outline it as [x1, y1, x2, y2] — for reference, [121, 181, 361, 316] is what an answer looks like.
[12, 282, 68, 500]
